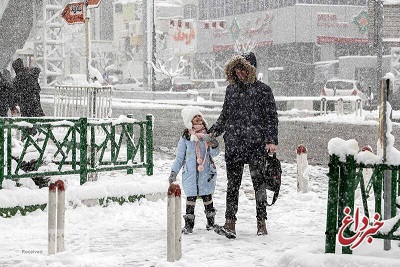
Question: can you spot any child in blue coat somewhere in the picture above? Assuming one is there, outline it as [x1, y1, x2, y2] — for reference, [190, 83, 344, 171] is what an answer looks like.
[169, 106, 220, 234]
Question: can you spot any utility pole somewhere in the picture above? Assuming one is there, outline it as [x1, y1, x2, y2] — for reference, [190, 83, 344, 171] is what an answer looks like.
[84, 0, 91, 82]
[376, 0, 383, 94]
[142, 0, 154, 91]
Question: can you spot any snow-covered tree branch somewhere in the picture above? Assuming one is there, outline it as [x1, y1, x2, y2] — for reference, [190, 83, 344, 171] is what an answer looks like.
[147, 56, 187, 91]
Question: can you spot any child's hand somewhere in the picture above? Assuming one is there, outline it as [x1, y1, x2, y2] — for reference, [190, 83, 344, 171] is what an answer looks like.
[207, 137, 219, 148]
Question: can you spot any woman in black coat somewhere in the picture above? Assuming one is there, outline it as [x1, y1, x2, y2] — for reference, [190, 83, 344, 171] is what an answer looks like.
[209, 52, 278, 238]
[11, 58, 45, 118]
[0, 69, 14, 117]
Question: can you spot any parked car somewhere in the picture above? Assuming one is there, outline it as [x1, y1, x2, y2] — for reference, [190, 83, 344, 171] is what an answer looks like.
[193, 79, 228, 92]
[112, 77, 144, 91]
[172, 76, 194, 91]
[59, 74, 88, 86]
[154, 78, 172, 91]
[321, 79, 367, 101]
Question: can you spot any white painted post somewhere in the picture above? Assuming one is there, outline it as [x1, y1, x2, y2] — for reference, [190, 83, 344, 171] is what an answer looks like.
[167, 183, 182, 262]
[297, 144, 309, 193]
[320, 98, 327, 115]
[56, 180, 66, 253]
[337, 98, 344, 116]
[48, 184, 57, 255]
[48, 180, 66, 255]
[355, 99, 362, 117]
[174, 188, 182, 260]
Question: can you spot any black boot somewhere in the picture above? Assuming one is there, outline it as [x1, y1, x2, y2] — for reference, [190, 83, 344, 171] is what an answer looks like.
[182, 214, 195, 234]
[205, 209, 216, 230]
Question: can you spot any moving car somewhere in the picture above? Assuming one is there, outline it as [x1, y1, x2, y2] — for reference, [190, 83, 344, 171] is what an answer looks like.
[321, 79, 367, 101]
[112, 77, 144, 91]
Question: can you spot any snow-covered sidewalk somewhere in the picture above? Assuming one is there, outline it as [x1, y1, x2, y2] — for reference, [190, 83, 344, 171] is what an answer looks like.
[1, 151, 400, 266]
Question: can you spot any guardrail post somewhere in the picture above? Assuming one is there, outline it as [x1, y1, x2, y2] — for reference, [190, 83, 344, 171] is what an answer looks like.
[167, 183, 182, 262]
[79, 118, 88, 185]
[48, 180, 66, 255]
[296, 144, 308, 193]
[146, 114, 153, 176]
[355, 99, 362, 117]
[336, 98, 344, 116]
[320, 97, 327, 115]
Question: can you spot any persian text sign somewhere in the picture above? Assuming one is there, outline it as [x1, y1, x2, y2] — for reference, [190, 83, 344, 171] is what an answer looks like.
[61, 3, 85, 25]
[337, 207, 384, 250]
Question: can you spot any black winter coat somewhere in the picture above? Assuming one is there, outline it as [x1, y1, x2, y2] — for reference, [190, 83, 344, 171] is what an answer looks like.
[12, 63, 45, 117]
[0, 70, 13, 117]
[209, 56, 278, 163]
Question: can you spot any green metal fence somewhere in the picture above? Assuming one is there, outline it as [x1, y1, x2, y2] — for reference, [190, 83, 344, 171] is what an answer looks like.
[325, 154, 400, 254]
[0, 114, 153, 189]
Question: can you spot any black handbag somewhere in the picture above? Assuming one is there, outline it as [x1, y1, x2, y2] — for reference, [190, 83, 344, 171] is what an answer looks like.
[264, 153, 282, 206]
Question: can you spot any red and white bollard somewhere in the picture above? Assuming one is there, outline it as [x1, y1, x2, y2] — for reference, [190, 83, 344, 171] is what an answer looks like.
[167, 183, 182, 262]
[297, 144, 309, 193]
[48, 180, 66, 255]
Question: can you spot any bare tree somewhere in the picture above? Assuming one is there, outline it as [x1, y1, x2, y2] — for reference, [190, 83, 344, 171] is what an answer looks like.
[148, 56, 187, 91]
[234, 36, 257, 54]
[199, 58, 224, 79]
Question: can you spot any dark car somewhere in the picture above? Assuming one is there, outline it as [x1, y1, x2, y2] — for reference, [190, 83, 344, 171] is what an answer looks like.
[154, 78, 172, 91]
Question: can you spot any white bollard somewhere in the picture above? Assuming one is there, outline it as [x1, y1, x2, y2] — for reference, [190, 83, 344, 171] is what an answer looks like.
[337, 98, 344, 116]
[167, 183, 182, 262]
[48, 180, 66, 255]
[355, 99, 363, 117]
[320, 98, 327, 116]
[48, 184, 57, 255]
[297, 144, 309, 193]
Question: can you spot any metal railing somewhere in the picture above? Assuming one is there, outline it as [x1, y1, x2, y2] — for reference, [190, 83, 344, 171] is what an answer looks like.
[0, 115, 153, 189]
[54, 85, 112, 118]
[325, 154, 400, 254]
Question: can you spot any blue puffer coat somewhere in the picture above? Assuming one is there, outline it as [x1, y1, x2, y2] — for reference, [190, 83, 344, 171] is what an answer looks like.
[171, 137, 219, 197]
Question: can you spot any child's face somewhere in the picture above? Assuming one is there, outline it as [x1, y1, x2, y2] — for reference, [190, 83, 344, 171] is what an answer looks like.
[192, 114, 203, 126]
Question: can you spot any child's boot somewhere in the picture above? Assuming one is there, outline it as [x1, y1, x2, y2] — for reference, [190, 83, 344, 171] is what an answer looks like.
[182, 214, 195, 234]
[205, 208, 216, 230]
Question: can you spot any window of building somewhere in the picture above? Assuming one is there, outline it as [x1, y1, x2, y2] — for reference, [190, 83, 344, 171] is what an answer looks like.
[238, 0, 251, 14]
[115, 3, 122, 13]
[184, 4, 197, 19]
[210, 0, 224, 18]
[286, 0, 296, 6]
[264, 0, 270, 9]
[225, 0, 234, 16]
[199, 0, 208, 20]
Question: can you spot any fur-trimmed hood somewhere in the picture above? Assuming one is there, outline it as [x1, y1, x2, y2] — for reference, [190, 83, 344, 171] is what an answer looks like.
[224, 55, 257, 85]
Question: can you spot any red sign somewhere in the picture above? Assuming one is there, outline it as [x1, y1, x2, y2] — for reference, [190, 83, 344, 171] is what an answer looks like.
[61, 3, 85, 25]
[87, 0, 101, 8]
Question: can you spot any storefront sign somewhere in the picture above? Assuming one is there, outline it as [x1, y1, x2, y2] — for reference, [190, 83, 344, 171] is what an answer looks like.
[316, 12, 348, 28]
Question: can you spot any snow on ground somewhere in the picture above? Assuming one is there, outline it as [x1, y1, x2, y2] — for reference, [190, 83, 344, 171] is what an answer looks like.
[2, 99, 400, 266]
[1, 149, 400, 267]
